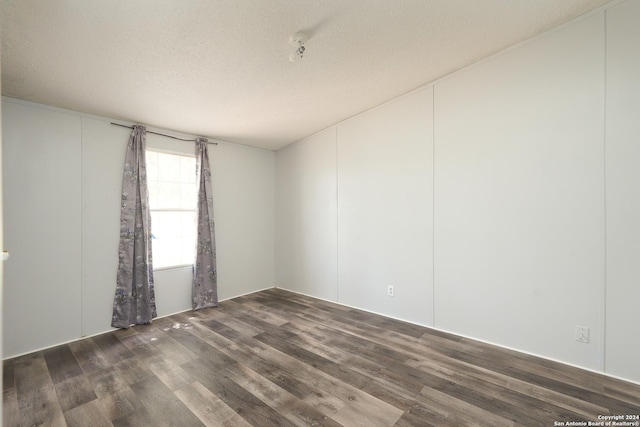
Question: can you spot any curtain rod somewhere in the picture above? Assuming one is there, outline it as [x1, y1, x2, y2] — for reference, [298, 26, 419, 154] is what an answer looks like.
[110, 122, 218, 145]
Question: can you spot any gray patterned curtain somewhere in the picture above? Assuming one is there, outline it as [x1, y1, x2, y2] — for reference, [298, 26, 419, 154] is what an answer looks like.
[111, 125, 157, 328]
[193, 138, 218, 310]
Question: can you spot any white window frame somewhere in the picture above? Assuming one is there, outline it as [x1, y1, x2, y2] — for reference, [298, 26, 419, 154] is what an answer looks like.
[146, 149, 197, 271]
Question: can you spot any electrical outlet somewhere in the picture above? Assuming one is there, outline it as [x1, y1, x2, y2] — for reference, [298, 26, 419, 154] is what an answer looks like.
[387, 285, 394, 297]
[575, 326, 589, 343]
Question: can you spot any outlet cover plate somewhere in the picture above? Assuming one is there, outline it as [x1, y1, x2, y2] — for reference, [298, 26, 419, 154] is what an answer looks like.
[575, 326, 589, 343]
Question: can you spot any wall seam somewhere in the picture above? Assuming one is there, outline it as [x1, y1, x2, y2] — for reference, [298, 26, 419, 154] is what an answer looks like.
[601, 8, 608, 374]
[432, 86, 436, 328]
[335, 125, 340, 303]
[80, 116, 86, 337]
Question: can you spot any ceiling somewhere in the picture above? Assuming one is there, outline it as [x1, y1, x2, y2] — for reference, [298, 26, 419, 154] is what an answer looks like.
[1, 0, 613, 151]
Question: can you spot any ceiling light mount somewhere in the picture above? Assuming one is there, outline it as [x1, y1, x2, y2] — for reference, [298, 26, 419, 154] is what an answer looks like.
[289, 32, 308, 63]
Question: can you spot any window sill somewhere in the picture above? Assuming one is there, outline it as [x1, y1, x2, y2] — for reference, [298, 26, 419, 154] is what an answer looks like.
[153, 264, 193, 272]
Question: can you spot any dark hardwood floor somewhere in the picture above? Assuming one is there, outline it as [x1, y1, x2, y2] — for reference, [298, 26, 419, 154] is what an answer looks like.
[4, 288, 640, 426]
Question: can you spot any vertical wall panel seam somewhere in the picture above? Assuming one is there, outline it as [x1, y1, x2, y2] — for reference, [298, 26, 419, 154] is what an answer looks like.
[601, 8, 608, 373]
[335, 125, 340, 303]
[432, 85, 436, 328]
[274, 150, 277, 289]
[80, 115, 85, 337]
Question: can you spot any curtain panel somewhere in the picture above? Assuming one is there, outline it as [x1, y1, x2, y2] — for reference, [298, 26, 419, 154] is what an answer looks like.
[111, 125, 157, 328]
[193, 138, 218, 310]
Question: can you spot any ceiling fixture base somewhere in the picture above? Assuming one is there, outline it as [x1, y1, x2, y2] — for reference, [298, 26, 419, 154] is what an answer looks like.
[289, 32, 308, 62]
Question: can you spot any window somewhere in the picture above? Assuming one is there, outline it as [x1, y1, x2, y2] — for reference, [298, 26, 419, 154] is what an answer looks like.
[146, 150, 197, 269]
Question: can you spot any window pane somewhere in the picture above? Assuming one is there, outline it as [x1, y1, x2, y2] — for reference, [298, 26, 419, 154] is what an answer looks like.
[180, 156, 196, 184]
[148, 183, 159, 211]
[158, 152, 180, 182]
[181, 183, 197, 209]
[146, 151, 158, 182]
[150, 210, 196, 269]
[181, 211, 196, 237]
[147, 150, 197, 270]
[157, 181, 181, 209]
[152, 211, 178, 238]
[181, 238, 195, 266]
[152, 237, 173, 269]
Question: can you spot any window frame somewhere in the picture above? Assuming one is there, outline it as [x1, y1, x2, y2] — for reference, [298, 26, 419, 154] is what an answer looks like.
[145, 148, 198, 271]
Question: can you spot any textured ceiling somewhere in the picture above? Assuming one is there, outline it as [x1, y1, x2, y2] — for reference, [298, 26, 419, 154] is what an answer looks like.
[1, 0, 613, 151]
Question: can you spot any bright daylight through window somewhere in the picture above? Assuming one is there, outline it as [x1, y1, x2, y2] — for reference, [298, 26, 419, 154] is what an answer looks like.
[146, 150, 197, 269]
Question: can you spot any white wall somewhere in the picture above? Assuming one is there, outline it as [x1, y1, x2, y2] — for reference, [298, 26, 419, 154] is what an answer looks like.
[276, 87, 434, 326]
[275, 128, 338, 301]
[275, 2, 640, 383]
[604, 0, 640, 382]
[3, 102, 83, 355]
[2, 98, 275, 358]
[81, 117, 129, 336]
[434, 14, 605, 370]
[336, 87, 434, 325]
[212, 142, 275, 301]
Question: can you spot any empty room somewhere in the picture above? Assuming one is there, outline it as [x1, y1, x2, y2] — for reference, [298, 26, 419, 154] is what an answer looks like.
[2, 0, 640, 426]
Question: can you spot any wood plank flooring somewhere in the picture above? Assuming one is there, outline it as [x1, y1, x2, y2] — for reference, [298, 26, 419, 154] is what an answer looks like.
[4, 288, 640, 426]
